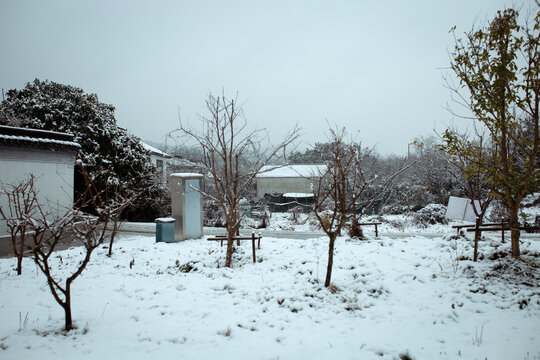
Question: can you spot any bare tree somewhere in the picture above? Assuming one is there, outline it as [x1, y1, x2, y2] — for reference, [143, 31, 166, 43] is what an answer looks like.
[26, 165, 137, 331]
[169, 92, 300, 267]
[313, 128, 368, 287]
[314, 127, 413, 287]
[0, 174, 39, 275]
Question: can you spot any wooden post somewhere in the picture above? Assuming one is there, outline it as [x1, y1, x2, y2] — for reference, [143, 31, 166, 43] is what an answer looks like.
[374, 224, 378, 237]
[473, 217, 481, 262]
[251, 232, 256, 263]
[501, 222, 505, 243]
[258, 232, 261, 249]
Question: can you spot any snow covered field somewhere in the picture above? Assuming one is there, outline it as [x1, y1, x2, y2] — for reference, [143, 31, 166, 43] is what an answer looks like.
[0, 231, 538, 360]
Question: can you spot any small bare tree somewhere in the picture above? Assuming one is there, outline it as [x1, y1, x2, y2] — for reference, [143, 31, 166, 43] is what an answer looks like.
[27, 165, 137, 331]
[0, 174, 39, 275]
[169, 92, 300, 267]
[314, 127, 413, 287]
[314, 128, 368, 287]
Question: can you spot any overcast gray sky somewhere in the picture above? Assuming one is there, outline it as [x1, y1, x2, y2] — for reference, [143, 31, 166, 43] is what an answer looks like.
[0, 0, 532, 155]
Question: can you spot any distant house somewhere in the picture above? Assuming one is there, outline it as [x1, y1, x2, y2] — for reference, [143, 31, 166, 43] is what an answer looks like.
[0, 125, 80, 237]
[256, 165, 326, 199]
[141, 142, 172, 182]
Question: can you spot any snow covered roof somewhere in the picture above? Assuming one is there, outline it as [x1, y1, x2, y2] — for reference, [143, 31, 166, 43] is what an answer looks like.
[257, 165, 326, 178]
[170, 173, 204, 179]
[0, 125, 80, 151]
[141, 142, 171, 158]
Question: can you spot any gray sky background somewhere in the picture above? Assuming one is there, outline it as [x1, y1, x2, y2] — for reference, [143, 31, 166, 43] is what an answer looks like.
[0, 0, 532, 155]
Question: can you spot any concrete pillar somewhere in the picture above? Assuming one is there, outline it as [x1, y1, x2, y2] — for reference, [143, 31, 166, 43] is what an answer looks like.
[170, 173, 204, 241]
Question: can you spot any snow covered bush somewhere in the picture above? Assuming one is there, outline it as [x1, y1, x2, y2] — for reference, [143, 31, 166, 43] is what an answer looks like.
[413, 204, 448, 227]
[0, 79, 169, 221]
[380, 204, 408, 215]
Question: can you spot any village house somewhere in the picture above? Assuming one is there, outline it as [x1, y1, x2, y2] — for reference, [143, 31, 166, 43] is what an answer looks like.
[141, 142, 172, 182]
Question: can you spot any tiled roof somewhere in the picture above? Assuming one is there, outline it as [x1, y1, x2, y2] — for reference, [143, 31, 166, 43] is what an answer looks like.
[141, 142, 172, 158]
[0, 125, 80, 152]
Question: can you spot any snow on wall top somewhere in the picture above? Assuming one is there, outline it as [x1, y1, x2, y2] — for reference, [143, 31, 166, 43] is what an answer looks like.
[257, 165, 326, 178]
[0, 134, 80, 150]
[141, 142, 171, 158]
[0, 125, 75, 140]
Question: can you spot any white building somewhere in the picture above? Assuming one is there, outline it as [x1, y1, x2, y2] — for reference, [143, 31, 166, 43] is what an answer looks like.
[0, 125, 80, 237]
[141, 142, 172, 182]
[255, 164, 326, 198]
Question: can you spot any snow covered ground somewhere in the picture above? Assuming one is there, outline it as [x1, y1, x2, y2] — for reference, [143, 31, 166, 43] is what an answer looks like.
[0, 229, 538, 360]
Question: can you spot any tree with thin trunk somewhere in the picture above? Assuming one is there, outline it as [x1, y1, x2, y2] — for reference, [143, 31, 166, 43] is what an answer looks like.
[438, 130, 494, 261]
[445, 7, 539, 257]
[0, 174, 39, 275]
[314, 127, 414, 287]
[28, 165, 137, 331]
[313, 128, 369, 287]
[169, 92, 300, 267]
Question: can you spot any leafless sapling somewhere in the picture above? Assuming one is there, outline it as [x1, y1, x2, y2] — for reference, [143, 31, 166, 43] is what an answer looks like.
[28, 165, 137, 331]
[314, 127, 413, 287]
[313, 128, 368, 287]
[0, 174, 40, 275]
[169, 92, 300, 267]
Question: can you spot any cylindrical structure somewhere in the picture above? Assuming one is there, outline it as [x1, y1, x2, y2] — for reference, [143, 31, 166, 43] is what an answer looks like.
[170, 173, 204, 241]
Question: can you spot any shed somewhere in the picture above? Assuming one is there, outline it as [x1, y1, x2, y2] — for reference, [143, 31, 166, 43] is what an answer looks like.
[0, 125, 80, 237]
[256, 165, 326, 199]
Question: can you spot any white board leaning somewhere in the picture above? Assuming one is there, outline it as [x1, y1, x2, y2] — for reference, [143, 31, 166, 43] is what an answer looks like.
[446, 196, 481, 222]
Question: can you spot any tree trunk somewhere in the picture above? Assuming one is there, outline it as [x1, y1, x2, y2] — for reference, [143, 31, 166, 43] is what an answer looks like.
[14, 234, 24, 275]
[16, 255, 22, 275]
[509, 207, 521, 257]
[225, 236, 234, 267]
[63, 291, 73, 331]
[473, 217, 482, 262]
[224, 213, 239, 267]
[225, 219, 235, 267]
[107, 220, 119, 257]
[324, 234, 337, 287]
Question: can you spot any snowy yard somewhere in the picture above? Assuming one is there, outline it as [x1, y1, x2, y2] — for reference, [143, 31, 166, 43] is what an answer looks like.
[0, 232, 538, 360]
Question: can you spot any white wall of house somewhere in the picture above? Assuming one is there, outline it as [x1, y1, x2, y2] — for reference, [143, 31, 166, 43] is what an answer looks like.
[149, 153, 167, 180]
[0, 147, 76, 236]
[141, 142, 170, 183]
[256, 165, 325, 198]
[256, 177, 315, 198]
